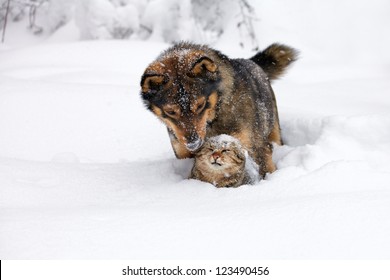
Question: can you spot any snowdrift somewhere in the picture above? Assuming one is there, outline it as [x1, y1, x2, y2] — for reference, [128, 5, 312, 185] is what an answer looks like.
[1, 40, 389, 259]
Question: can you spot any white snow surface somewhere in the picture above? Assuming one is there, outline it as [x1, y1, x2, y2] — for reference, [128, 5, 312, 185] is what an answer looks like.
[1, 2, 390, 258]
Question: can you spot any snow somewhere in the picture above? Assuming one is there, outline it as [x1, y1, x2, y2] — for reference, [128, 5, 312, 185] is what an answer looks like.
[1, 1, 390, 259]
[244, 150, 261, 185]
[208, 134, 242, 147]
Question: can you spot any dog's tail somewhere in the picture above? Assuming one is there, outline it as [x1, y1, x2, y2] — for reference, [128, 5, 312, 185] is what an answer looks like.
[250, 43, 299, 81]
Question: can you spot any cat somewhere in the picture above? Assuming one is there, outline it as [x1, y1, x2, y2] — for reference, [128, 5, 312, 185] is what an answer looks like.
[190, 134, 260, 188]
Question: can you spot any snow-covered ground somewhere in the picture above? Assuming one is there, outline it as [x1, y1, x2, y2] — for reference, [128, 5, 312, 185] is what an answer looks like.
[1, 1, 390, 259]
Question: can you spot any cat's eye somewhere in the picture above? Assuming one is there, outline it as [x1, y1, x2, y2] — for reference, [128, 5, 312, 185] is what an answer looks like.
[221, 149, 229, 153]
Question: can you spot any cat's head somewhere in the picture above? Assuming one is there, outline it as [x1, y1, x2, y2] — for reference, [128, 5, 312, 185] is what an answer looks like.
[196, 135, 246, 171]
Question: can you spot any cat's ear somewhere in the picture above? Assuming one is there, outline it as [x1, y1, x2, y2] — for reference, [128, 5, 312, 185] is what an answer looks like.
[235, 149, 246, 161]
[236, 152, 245, 161]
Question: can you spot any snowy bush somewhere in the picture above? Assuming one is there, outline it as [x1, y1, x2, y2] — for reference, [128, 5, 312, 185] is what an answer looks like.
[0, 0, 23, 28]
[75, 0, 139, 40]
[1, 0, 49, 34]
[1, 0, 24, 28]
[139, 0, 258, 47]
[45, 0, 74, 33]
[139, 0, 196, 42]
[1, 0, 258, 48]
[192, 0, 234, 43]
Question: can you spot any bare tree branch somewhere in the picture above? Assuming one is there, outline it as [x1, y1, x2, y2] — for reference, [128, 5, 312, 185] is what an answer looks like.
[237, 0, 259, 51]
[1, 0, 11, 43]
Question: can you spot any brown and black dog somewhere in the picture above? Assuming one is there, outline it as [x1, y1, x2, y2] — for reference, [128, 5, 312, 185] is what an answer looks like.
[140, 42, 297, 177]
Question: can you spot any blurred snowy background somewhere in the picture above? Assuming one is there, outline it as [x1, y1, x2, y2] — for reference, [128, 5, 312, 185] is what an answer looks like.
[1, 0, 260, 48]
[2, 0, 390, 62]
[1, 0, 390, 259]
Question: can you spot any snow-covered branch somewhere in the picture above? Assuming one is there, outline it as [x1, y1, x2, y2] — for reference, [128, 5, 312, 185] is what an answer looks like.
[1, 0, 259, 48]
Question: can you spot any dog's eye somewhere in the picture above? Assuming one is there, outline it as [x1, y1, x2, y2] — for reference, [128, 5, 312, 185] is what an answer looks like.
[164, 110, 177, 117]
[163, 105, 180, 118]
[196, 101, 207, 114]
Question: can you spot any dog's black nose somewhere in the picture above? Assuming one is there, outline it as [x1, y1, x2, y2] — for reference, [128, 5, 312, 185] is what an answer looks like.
[186, 139, 203, 152]
[185, 133, 203, 151]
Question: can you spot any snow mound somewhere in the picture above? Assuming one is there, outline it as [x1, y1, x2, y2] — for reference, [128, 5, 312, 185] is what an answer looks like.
[0, 41, 390, 259]
[278, 115, 390, 172]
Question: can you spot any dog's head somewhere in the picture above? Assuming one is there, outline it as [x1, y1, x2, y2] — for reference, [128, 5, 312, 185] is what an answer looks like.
[140, 44, 221, 153]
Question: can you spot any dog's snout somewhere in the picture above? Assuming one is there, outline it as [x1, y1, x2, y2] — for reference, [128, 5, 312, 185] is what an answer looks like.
[185, 134, 203, 152]
[187, 131, 198, 142]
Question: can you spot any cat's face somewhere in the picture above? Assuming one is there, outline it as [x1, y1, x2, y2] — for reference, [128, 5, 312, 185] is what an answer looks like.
[196, 138, 246, 172]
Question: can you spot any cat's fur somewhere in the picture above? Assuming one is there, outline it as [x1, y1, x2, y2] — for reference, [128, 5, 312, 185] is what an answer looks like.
[190, 135, 258, 188]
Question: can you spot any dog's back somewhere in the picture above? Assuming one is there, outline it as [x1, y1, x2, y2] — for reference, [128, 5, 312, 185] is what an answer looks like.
[205, 45, 297, 175]
[207, 57, 277, 175]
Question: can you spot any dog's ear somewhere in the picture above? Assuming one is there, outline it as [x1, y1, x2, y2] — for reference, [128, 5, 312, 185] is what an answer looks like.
[190, 57, 217, 77]
[141, 74, 167, 94]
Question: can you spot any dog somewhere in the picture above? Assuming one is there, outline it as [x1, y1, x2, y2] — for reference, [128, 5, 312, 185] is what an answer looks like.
[140, 42, 297, 177]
